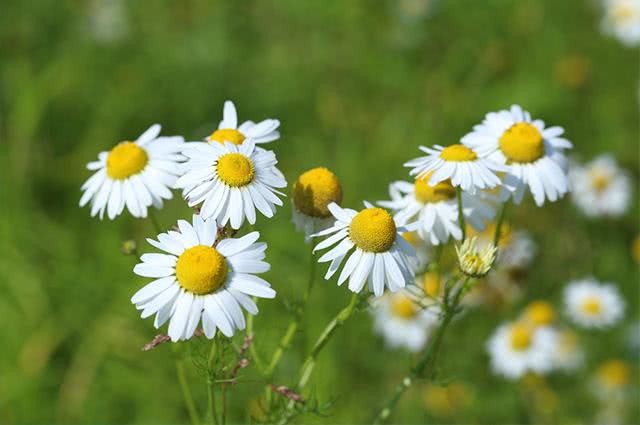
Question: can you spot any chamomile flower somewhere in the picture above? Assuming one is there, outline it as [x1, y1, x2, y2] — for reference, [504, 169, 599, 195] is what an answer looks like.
[601, 0, 640, 47]
[461, 105, 572, 206]
[379, 175, 495, 245]
[292, 167, 343, 241]
[552, 329, 584, 372]
[206, 100, 280, 146]
[372, 290, 439, 352]
[486, 322, 557, 379]
[131, 215, 276, 342]
[569, 154, 632, 218]
[456, 237, 497, 278]
[595, 359, 632, 393]
[522, 300, 556, 328]
[404, 144, 506, 193]
[80, 124, 184, 220]
[564, 278, 625, 329]
[176, 140, 287, 229]
[312, 202, 416, 296]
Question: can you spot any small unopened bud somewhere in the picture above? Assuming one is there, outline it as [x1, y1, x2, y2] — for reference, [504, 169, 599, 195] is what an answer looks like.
[455, 237, 497, 278]
[121, 240, 137, 255]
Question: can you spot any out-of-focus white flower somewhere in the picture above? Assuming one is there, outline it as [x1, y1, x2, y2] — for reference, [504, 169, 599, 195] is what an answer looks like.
[551, 329, 584, 372]
[86, 0, 128, 43]
[456, 237, 497, 278]
[601, 0, 640, 46]
[569, 155, 632, 218]
[371, 290, 439, 352]
[564, 278, 625, 329]
[469, 222, 536, 271]
[291, 167, 342, 241]
[521, 300, 556, 328]
[486, 322, 557, 379]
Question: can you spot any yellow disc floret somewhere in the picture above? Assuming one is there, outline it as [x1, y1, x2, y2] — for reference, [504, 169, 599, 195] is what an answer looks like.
[510, 323, 532, 351]
[422, 272, 441, 298]
[414, 173, 456, 204]
[581, 297, 602, 316]
[524, 301, 555, 327]
[499, 122, 544, 163]
[106, 141, 148, 180]
[209, 128, 246, 145]
[439, 144, 478, 162]
[175, 245, 228, 295]
[216, 153, 255, 187]
[390, 294, 418, 319]
[349, 208, 397, 253]
[589, 169, 612, 192]
[292, 167, 343, 218]
[598, 360, 630, 388]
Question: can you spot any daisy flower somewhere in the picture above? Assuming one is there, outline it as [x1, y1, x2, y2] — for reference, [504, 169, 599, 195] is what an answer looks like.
[522, 300, 556, 328]
[486, 321, 557, 379]
[379, 175, 496, 245]
[595, 359, 632, 393]
[551, 329, 584, 372]
[206, 100, 280, 146]
[131, 215, 276, 342]
[80, 124, 184, 220]
[291, 167, 343, 241]
[569, 154, 632, 218]
[404, 144, 506, 193]
[461, 104, 572, 206]
[176, 140, 287, 229]
[312, 202, 416, 296]
[564, 278, 625, 329]
[601, 0, 640, 47]
[371, 290, 439, 352]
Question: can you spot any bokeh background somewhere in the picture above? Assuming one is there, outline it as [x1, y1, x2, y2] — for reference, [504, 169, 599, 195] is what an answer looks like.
[1, 0, 638, 423]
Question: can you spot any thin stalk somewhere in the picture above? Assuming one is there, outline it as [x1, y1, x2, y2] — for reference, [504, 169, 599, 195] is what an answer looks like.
[371, 278, 469, 425]
[493, 202, 508, 247]
[171, 344, 201, 425]
[220, 386, 227, 425]
[265, 244, 316, 376]
[456, 187, 466, 241]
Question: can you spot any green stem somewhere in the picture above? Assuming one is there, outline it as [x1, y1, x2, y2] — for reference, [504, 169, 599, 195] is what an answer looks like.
[220, 385, 227, 425]
[493, 202, 508, 247]
[266, 245, 316, 376]
[172, 344, 201, 425]
[207, 341, 219, 425]
[371, 278, 468, 425]
[456, 187, 466, 241]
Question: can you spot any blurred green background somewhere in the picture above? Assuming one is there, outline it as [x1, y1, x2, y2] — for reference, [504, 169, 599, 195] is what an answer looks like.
[1, 0, 638, 423]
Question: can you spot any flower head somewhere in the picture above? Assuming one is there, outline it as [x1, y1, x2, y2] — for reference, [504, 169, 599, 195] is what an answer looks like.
[456, 237, 497, 278]
[601, 0, 640, 47]
[131, 215, 276, 342]
[79, 124, 184, 219]
[292, 167, 343, 240]
[563, 278, 625, 329]
[206, 100, 280, 146]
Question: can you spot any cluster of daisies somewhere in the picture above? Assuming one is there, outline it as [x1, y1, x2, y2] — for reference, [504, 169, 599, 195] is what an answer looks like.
[81, 101, 284, 341]
[487, 277, 626, 380]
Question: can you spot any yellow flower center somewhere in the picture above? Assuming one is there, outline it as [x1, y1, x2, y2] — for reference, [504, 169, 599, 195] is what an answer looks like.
[524, 301, 555, 327]
[499, 122, 544, 163]
[510, 323, 532, 351]
[598, 360, 630, 388]
[292, 167, 343, 218]
[612, 4, 636, 23]
[589, 170, 612, 192]
[209, 128, 246, 145]
[414, 174, 456, 204]
[216, 153, 255, 187]
[175, 245, 228, 295]
[422, 272, 441, 298]
[401, 231, 420, 246]
[439, 144, 478, 162]
[390, 294, 418, 319]
[106, 142, 148, 180]
[581, 297, 602, 316]
[349, 208, 397, 253]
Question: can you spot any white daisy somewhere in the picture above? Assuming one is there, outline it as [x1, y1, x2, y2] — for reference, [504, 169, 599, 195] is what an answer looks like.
[291, 167, 343, 241]
[594, 359, 632, 394]
[131, 214, 276, 342]
[486, 322, 557, 379]
[521, 300, 556, 328]
[569, 154, 632, 218]
[379, 175, 496, 245]
[312, 202, 416, 296]
[176, 140, 287, 229]
[372, 290, 439, 352]
[563, 278, 625, 329]
[79, 124, 184, 220]
[551, 329, 584, 372]
[404, 144, 506, 193]
[461, 104, 572, 206]
[601, 0, 640, 47]
[206, 100, 280, 146]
